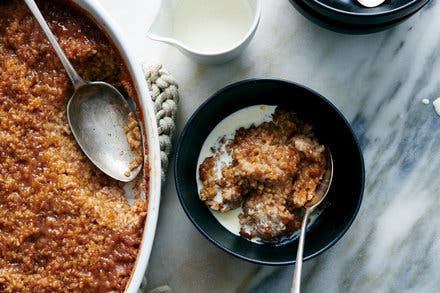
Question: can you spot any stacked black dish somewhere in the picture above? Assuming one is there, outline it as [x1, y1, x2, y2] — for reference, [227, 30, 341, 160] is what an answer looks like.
[289, 0, 431, 34]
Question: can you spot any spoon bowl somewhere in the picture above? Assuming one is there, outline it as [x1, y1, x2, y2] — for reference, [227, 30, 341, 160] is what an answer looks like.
[25, 0, 142, 181]
[67, 82, 142, 182]
[357, 0, 386, 8]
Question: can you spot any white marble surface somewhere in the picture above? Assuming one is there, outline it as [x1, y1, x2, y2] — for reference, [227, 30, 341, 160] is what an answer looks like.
[98, 0, 440, 292]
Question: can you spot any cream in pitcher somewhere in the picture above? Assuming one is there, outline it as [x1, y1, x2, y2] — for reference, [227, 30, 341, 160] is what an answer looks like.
[148, 0, 261, 64]
[173, 0, 253, 53]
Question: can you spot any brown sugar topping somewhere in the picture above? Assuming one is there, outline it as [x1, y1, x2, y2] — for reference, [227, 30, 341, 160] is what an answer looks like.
[199, 109, 326, 242]
[0, 1, 147, 291]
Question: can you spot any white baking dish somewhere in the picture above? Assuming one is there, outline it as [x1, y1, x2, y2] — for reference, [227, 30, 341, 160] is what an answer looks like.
[71, 0, 162, 291]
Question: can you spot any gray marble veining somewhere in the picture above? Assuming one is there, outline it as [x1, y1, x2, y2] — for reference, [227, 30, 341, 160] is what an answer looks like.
[99, 0, 440, 291]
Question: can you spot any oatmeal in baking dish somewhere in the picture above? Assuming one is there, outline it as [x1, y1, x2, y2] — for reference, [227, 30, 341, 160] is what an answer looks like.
[0, 0, 147, 292]
[198, 106, 326, 242]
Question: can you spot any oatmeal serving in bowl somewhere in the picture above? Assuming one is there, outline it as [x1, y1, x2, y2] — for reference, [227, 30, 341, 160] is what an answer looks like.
[198, 106, 327, 242]
[175, 79, 364, 265]
[0, 0, 161, 291]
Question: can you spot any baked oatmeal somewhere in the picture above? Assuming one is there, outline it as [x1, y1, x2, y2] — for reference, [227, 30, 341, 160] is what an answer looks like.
[199, 109, 326, 242]
[0, 0, 147, 291]
[125, 112, 143, 176]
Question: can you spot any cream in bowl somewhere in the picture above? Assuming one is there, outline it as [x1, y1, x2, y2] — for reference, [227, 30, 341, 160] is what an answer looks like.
[196, 105, 327, 243]
[148, 0, 261, 64]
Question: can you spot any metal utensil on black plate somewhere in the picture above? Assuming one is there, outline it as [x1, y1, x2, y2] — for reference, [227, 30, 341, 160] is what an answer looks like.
[291, 149, 333, 293]
[357, 0, 386, 8]
[24, 0, 142, 182]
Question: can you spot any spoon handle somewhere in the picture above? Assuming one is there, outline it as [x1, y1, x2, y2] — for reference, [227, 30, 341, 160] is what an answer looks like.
[291, 208, 312, 293]
[24, 0, 85, 89]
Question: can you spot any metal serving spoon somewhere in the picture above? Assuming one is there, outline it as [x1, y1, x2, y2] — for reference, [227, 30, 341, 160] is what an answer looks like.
[24, 0, 142, 182]
[357, 0, 386, 8]
[291, 149, 334, 293]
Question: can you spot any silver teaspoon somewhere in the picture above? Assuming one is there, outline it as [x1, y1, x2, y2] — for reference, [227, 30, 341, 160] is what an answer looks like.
[24, 0, 142, 182]
[291, 149, 333, 293]
[357, 0, 386, 8]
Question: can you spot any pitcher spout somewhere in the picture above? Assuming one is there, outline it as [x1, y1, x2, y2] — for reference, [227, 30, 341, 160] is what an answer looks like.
[147, 0, 177, 44]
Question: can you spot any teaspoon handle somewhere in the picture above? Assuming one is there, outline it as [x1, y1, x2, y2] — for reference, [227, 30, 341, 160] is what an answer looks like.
[291, 208, 312, 293]
[24, 0, 85, 89]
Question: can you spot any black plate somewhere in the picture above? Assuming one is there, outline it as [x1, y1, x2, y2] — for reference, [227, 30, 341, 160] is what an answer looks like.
[290, 0, 421, 34]
[174, 79, 365, 265]
[302, 0, 430, 25]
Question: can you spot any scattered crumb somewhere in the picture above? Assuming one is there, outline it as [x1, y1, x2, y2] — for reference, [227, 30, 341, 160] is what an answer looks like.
[124, 112, 143, 171]
[422, 98, 430, 105]
[433, 98, 440, 116]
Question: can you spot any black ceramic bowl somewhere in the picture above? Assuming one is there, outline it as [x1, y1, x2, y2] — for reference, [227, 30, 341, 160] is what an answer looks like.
[174, 79, 365, 265]
[290, 0, 430, 34]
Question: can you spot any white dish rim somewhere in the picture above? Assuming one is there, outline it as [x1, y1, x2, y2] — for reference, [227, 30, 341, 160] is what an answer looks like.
[71, 0, 162, 291]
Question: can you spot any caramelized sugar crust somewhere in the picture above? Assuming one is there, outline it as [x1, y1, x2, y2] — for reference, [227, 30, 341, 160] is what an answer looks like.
[0, 1, 147, 291]
[199, 110, 326, 241]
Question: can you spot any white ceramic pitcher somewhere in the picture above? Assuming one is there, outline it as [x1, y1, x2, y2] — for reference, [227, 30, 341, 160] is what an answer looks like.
[148, 0, 261, 64]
